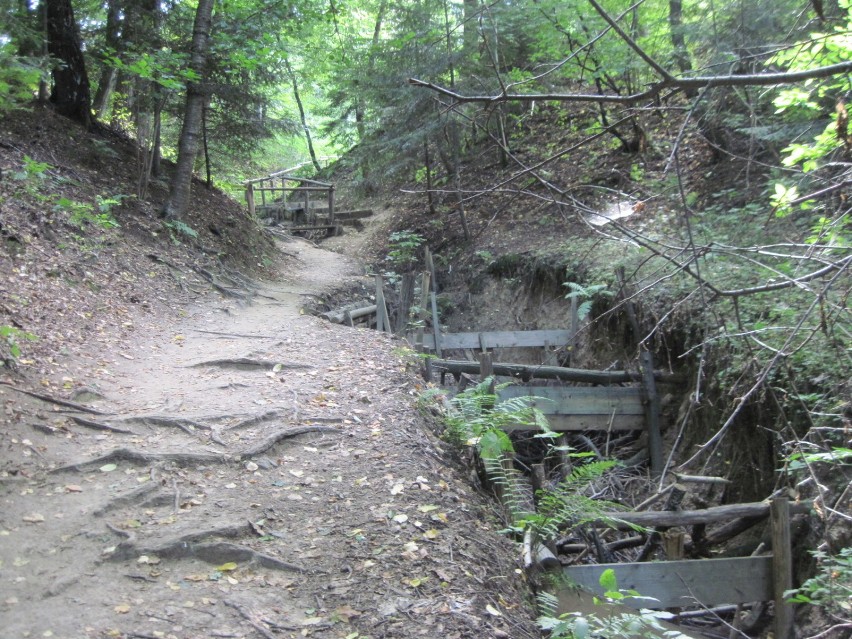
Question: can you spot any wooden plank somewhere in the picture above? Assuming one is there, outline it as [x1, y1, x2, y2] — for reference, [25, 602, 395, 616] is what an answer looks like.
[497, 386, 643, 416]
[563, 556, 774, 609]
[771, 498, 794, 639]
[423, 329, 575, 350]
[592, 500, 812, 529]
[503, 414, 645, 432]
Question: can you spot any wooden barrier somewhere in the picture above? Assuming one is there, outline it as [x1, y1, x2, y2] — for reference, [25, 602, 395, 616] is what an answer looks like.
[552, 497, 800, 639]
[497, 385, 644, 431]
[422, 328, 574, 351]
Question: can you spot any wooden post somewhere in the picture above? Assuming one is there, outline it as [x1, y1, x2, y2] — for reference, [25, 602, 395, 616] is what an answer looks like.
[375, 275, 391, 334]
[424, 246, 437, 294]
[771, 497, 793, 639]
[396, 273, 415, 335]
[478, 351, 493, 380]
[303, 187, 312, 225]
[328, 185, 335, 225]
[260, 180, 267, 207]
[246, 183, 255, 216]
[569, 295, 579, 366]
[430, 292, 442, 358]
[415, 272, 431, 351]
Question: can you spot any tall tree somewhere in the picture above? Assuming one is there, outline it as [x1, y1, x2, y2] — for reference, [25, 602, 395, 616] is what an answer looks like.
[46, 0, 91, 127]
[163, 0, 214, 220]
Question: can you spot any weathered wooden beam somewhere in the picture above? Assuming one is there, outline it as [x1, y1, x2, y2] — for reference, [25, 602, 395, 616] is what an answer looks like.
[771, 498, 794, 639]
[423, 329, 574, 350]
[498, 385, 643, 416]
[430, 358, 679, 384]
[592, 500, 811, 529]
[563, 556, 774, 609]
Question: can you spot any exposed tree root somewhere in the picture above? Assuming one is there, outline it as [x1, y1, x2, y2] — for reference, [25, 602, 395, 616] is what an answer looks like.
[51, 425, 340, 473]
[93, 480, 162, 517]
[0, 381, 107, 414]
[69, 415, 137, 435]
[190, 329, 275, 339]
[116, 414, 212, 435]
[224, 600, 281, 639]
[241, 424, 339, 457]
[189, 357, 313, 371]
[107, 522, 304, 572]
[224, 409, 285, 431]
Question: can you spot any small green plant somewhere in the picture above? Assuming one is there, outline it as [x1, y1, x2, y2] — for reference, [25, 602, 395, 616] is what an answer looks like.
[538, 570, 690, 639]
[386, 230, 424, 269]
[0, 325, 38, 366]
[164, 220, 199, 243]
[563, 282, 613, 321]
[11, 155, 52, 181]
[786, 548, 852, 621]
[56, 197, 120, 230]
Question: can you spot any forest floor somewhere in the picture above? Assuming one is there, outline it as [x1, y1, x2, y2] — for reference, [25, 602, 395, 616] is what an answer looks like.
[0, 108, 539, 639]
[0, 233, 539, 639]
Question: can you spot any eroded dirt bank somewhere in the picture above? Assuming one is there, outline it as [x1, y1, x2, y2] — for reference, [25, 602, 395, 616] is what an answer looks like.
[0, 237, 538, 639]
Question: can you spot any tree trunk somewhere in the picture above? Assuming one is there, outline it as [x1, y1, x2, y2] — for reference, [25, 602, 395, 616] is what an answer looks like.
[46, 0, 91, 128]
[162, 0, 214, 219]
[285, 58, 321, 173]
[91, 0, 122, 120]
[668, 0, 693, 75]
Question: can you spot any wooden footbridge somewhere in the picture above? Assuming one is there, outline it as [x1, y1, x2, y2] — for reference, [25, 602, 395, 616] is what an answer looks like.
[244, 171, 373, 237]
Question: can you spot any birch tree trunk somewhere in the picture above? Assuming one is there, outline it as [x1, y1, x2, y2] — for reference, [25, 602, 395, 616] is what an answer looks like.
[162, 0, 214, 220]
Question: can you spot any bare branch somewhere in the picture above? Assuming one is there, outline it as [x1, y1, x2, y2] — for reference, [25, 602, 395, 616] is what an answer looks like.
[409, 61, 852, 105]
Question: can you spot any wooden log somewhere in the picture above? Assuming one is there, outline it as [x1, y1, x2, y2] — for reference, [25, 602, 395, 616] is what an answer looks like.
[375, 275, 391, 334]
[424, 246, 437, 294]
[640, 350, 663, 475]
[328, 185, 335, 225]
[771, 498, 794, 639]
[322, 302, 372, 324]
[428, 358, 678, 384]
[637, 483, 686, 561]
[523, 528, 561, 574]
[590, 500, 811, 530]
[246, 183, 255, 216]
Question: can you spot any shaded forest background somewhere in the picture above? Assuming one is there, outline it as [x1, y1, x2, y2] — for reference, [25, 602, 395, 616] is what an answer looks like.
[1, 0, 850, 635]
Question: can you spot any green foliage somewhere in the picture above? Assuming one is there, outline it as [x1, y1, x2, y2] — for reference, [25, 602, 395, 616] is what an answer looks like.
[0, 325, 38, 365]
[537, 571, 690, 639]
[0, 44, 45, 113]
[164, 220, 199, 243]
[563, 282, 613, 321]
[11, 156, 52, 181]
[385, 231, 425, 270]
[786, 548, 852, 620]
[54, 197, 120, 230]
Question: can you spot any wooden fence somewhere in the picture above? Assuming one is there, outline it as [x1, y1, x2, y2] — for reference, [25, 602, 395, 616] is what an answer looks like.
[244, 172, 335, 230]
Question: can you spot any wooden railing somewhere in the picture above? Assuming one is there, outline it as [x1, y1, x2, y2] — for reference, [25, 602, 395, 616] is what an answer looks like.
[244, 172, 335, 226]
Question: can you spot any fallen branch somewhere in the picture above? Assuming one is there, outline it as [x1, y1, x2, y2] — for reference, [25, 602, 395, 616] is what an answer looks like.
[592, 500, 812, 529]
[0, 381, 107, 415]
[430, 359, 679, 384]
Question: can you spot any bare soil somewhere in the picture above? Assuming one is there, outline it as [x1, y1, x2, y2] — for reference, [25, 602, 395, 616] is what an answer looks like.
[0, 235, 538, 639]
[0, 108, 538, 639]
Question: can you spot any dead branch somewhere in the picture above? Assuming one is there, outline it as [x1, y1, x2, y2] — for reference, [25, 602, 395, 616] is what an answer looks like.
[0, 381, 107, 414]
[409, 61, 852, 105]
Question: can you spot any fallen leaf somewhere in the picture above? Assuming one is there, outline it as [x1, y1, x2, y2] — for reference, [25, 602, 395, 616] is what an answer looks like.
[417, 504, 438, 513]
[390, 483, 404, 495]
[22, 513, 45, 523]
[403, 541, 419, 553]
[486, 604, 502, 617]
[99, 463, 117, 473]
[216, 562, 238, 572]
[333, 604, 362, 622]
[64, 485, 83, 493]
[392, 514, 408, 524]
[423, 529, 440, 540]
[114, 604, 131, 614]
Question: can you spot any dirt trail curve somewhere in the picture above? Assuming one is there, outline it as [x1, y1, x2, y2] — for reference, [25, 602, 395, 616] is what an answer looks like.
[0, 238, 537, 639]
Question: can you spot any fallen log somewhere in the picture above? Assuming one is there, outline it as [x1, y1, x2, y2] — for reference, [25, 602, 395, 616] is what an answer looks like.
[321, 300, 371, 324]
[591, 500, 812, 530]
[429, 359, 680, 384]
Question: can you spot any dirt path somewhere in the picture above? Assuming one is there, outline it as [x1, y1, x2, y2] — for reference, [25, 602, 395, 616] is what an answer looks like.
[0, 237, 537, 639]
